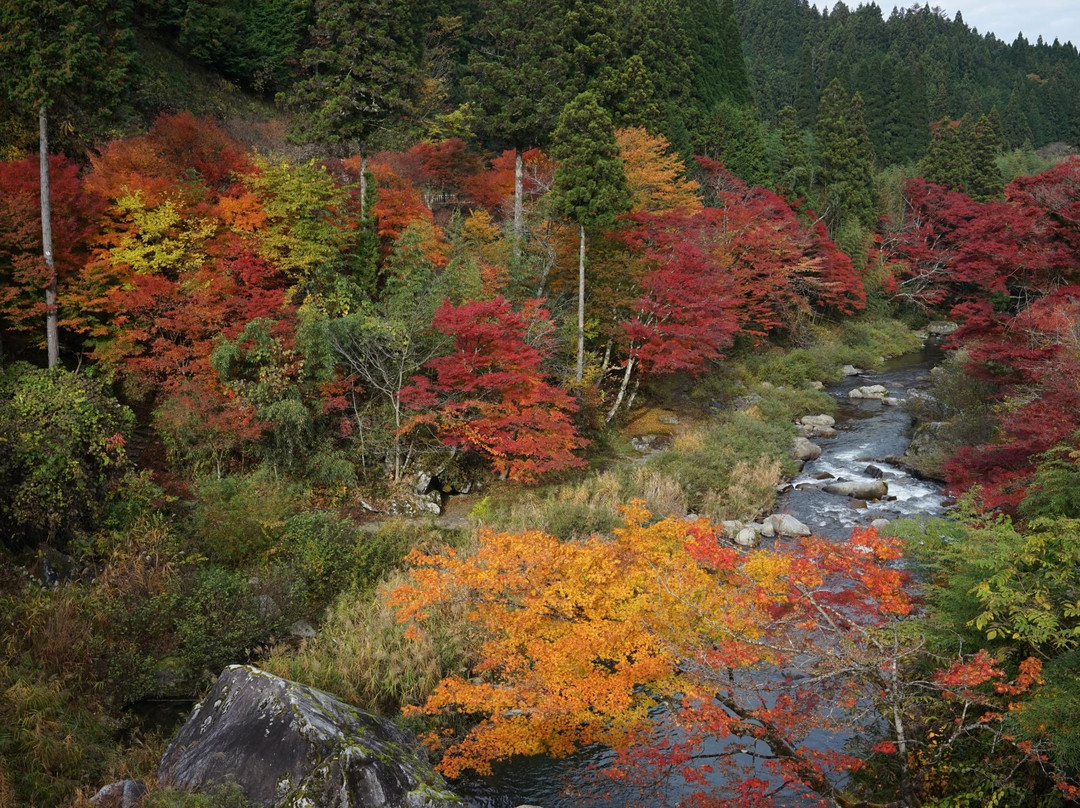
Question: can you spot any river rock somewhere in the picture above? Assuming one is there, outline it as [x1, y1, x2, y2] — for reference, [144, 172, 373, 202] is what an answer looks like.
[882, 397, 902, 406]
[89, 780, 147, 808]
[802, 424, 838, 439]
[927, 321, 959, 336]
[864, 464, 884, 479]
[720, 520, 744, 539]
[765, 514, 812, 537]
[849, 385, 889, 399]
[822, 480, 888, 500]
[735, 527, 759, 547]
[841, 365, 863, 376]
[848, 498, 867, 510]
[793, 437, 822, 462]
[158, 665, 459, 808]
[758, 519, 776, 538]
[809, 381, 825, 390]
[799, 414, 836, 428]
[871, 518, 891, 530]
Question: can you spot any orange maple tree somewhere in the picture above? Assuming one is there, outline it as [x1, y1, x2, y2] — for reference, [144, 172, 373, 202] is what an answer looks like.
[391, 508, 1050, 806]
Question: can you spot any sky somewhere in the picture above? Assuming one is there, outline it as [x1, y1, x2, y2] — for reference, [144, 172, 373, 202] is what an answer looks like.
[812, 1, 1080, 47]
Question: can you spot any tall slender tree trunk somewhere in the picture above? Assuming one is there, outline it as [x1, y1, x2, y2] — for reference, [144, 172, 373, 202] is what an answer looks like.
[39, 106, 59, 369]
[606, 351, 635, 422]
[359, 154, 368, 216]
[513, 149, 524, 259]
[576, 224, 585, 383]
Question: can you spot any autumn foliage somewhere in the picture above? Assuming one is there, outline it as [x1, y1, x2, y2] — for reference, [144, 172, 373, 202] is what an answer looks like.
[885, 159, 1080, 510]
[392, 509, 914, 801]
[402, 297, 585, 481]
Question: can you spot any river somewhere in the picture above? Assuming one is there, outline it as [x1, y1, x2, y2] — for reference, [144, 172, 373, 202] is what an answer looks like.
[458, 344, 949, 808]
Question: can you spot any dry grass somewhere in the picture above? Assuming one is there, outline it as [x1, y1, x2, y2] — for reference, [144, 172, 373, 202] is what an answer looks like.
[263, 570, 477, 713]
[701, 456, 784, 522]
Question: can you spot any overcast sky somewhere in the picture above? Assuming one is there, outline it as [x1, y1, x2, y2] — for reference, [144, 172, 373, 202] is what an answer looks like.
[813, 1, 1080, 47]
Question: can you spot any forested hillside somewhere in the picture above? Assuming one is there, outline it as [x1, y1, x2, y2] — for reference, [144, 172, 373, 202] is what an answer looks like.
[2, 1, 1080, 807]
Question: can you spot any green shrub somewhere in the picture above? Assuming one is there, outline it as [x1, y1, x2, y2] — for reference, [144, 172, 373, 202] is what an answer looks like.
[355, 520, 470, 591]
[0, 365, 134, 548]
[189, 471, 301, 566]
[276, 510, 361, 613]
[143, 783, 255, 808]
[173, 565, 285, 677]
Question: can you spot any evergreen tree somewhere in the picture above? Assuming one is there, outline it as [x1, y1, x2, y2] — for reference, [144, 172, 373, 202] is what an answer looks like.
[922, 114, 1002, 201]
[717, 0, 751, 105]
[284, 0, 426, 154]
[0, 0, 134, 367]
[701, 100, 770, 186]
[777, 105, 813, 201]
[816, 79, 877, 230]
[549, 91, 631, 383]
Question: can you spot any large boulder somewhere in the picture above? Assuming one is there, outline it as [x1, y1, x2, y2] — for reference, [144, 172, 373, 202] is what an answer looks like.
[158, 665, 459, 808]
[765, 514, 812, 537]
[792, 437, 822, 462]
[822, 480, 888, 500]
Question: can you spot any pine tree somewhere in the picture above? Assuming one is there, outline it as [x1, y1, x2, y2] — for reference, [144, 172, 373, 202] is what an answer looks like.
[717, 0, 751, 105]
[777, 105, 813, 201]
[702, 100, 769, 186]
[0, 0, 134, 367]
[284, 0, 426, 154]
[549, 91, 631, 383]
[816, 79, 877, 231]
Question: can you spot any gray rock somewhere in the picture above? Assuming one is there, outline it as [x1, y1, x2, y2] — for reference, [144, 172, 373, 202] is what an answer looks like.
[90, 780, 148, 808]
[800, 423, 838, 438]
[864, 464, 884, 479]
[822, 480, 888, 500]
[735, 527, 759, 547]
[412, 471, 434, 495]
[809, 381, 825, 390]
[758, 519, 776, 538]
[927, 321, 958, 336]
[849, 385, 889, 399]
[158, 665, 459, 808]
[766, 514, 812, 537]
[288, 620, 316, 639]
[799, 414, 836, 428]
[631, 435, 660, 453]
[720, 520, 744, 539]
[841, 364, 863, 376]
[792, 437, 822, 462]
[871, 518, 891, 530]
[882, 397, 902, 406]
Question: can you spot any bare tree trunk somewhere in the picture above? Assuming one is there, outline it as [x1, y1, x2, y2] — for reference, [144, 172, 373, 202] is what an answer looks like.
[576, 225, 586, 383]
[513, 149, 523, 260]
[606, 352, 635, 423]
[39, 106, 58, 369]
[359, 154, 368, 216]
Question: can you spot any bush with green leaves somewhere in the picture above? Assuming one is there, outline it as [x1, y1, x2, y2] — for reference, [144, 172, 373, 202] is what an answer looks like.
[897, 511, 1080, 787]
[0, 364, 134, 547]
[143, 782, 255, 808]
[188, 471, 302, 566]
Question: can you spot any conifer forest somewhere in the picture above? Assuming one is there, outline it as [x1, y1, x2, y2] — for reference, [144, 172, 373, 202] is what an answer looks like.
[2, 1, 1080, 806]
